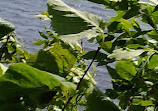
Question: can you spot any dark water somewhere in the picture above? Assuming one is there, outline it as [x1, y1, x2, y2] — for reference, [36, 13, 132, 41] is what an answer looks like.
[0, 0, 113, 91]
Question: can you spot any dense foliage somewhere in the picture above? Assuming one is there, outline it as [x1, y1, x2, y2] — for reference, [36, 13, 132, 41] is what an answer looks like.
[1, 0, 158, 110]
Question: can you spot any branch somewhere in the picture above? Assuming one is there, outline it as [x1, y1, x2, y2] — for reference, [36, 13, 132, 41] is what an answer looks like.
[62, 46, 101, 111]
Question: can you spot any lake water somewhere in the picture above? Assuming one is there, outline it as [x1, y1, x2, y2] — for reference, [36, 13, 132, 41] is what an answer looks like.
[0, 0, 114, 91]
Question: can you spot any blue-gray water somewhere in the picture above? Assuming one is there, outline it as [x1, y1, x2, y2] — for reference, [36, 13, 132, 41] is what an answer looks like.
[0, 0, 113, 91]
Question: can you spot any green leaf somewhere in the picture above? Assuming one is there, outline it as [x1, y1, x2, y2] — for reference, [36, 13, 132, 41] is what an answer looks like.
[38, 30, 48, 39]
[150, 0, 158, 5]
[148, 54, 158, 69]
[27, 42, 78, 77]
[35, 12, 50, 21]
[127, 105, 145, 111]
[0, 63, 76, 110]
[0, 17, 15, 38]
[107, 21, 121, 32]
[0, 103, 27, 111]
[108, 48, 145, 60]
[0, 65, 3, 77]
[143, 69, 158, 81]
[82, 50, 106, 61]
[133, 99, 153, 106]
[141, 6, 157, 29]
[147, 30, 158, 41]
[47, 0, 105, 43]
[101, 41, 113, 52]
[106, 65, 121, 79]
[87, 0, 111, 6]
[131, 18, 141, 31]
[119, 19, 133, 32]
[111, 11, 126, 22]
[0, 63, 8, 76]
[115, 60, 137, 81]
[35, 14, 50, 21]
[152, 11, 158, 24]
[123, 6, 140, 19]
[88, 0, 129, 10]
[85, 87, 122, 111]
[127, 44, 144, 49]
[33, 40, 48, 45]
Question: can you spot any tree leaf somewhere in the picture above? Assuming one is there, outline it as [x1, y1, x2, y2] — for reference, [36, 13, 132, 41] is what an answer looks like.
[35, 14, 50, 21]
[115, 60, 137, 81]
[27, 42, 78, 77]
[38, 30, 48, 39]
[88, 0, 128, 10]
[123, 6, 140, 19]
[0, 63, 76, 110]
[82, 50, 106, 61]
[152, 11, 158, 24]
[0, 63, 8, 76]
[147, 30, 158, 41]
[150, 0, 158, 5]
[140, 6, 157, 29]
[108, 48, 145, 60]
[85, 87, 122, 111]
[101, 41, 113, 52]
[127, 105, 145, 111]
[148, 54, 158, 69]
[106, 65, 121, 79]
[132, 99, 153, 106]
[0, 103, 28, 111]
[33, 40, 48, 45]
[47, 0, 105, 43]
[0, 17, 15, 38]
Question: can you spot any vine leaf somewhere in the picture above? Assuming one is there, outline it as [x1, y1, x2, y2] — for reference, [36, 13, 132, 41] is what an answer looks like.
[115, 60, 137, 81]
[47, 0, 105, 43]
[108, 48, 145, 60]
[0, 63, 76, 110]
[0, 17, 15, 38]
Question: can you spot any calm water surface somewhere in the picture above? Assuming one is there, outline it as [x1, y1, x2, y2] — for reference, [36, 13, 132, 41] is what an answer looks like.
[0, 0, 114, 91]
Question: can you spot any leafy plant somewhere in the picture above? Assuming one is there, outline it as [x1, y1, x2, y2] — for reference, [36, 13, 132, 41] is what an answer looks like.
[1, 0, 158, 110]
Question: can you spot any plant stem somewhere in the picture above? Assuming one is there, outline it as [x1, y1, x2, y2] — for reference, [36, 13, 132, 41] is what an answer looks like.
[62, 46, 101, 111]
[138, 52, 155, 77]
[132, 52, 156, 82]
[76, 46, 101, 90]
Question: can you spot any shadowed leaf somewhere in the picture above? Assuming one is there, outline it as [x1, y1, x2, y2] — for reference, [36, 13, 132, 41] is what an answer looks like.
[47, 0, 105, 43]
[0, 18, 15, 38]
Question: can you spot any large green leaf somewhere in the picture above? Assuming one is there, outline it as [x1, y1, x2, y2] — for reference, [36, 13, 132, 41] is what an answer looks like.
[0, 17, 15, 38]
[47, 0, 105, 43]
[0, 63, 76, 110]
[152, 11, 158, 24]
[108, 48, 145, 60]
[115, 60, 137, 81]
[85, 87, 122, 111]
[148, 54, 158, 69]
[27, 42, 78, 77]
